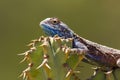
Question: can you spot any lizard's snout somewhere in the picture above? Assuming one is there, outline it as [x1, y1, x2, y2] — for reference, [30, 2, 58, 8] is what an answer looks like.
[39, 18, 51, 26]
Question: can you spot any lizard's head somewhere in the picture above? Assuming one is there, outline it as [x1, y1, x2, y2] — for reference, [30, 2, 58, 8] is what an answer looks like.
[40, 17, 74, 38]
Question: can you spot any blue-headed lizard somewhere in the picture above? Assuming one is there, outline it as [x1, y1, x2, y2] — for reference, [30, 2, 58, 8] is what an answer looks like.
[40, 17, 120, 80]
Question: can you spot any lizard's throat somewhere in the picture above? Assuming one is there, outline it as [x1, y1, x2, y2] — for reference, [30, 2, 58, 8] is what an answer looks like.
[41, 25, 74, 39]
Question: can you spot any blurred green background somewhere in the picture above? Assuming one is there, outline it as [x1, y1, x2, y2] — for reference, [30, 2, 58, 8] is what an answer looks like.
[0, 0, 120, 80]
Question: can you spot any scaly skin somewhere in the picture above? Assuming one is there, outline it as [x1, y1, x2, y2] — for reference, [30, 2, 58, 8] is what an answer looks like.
[40, 17, 120, 80]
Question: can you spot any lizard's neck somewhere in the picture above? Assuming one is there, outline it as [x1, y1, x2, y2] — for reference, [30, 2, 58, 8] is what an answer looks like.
[73, 34, 87, 44]
[72, 33, 89, 49]
[72, 33, 99, 52]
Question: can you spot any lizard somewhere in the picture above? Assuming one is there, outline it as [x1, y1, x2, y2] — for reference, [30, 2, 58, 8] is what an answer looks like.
[39, 17, 120, 80]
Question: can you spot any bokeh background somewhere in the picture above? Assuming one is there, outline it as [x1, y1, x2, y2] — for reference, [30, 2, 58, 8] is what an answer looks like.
[0, 0, 120, 80]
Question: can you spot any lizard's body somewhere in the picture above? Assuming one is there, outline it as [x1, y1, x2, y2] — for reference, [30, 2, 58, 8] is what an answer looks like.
[40, 17, 120, 79]
[73, 35, 120, 69]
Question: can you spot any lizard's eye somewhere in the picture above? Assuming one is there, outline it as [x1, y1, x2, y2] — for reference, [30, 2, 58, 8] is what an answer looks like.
[53, 20, 57, 24]
[50, 18, 60, 25]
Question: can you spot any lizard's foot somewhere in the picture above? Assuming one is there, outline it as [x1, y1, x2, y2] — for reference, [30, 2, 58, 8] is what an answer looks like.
[86, 67, 100, 80]
[116, 58, 120, 67]
[112, 70, 119, 80]
[104, 70, 113, 80]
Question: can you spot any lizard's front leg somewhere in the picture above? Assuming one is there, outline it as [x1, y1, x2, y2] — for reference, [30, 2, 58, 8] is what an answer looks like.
[86, 67, 100, 80]
[72, 39, 102, 80]
[61, 38, 89, 55]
